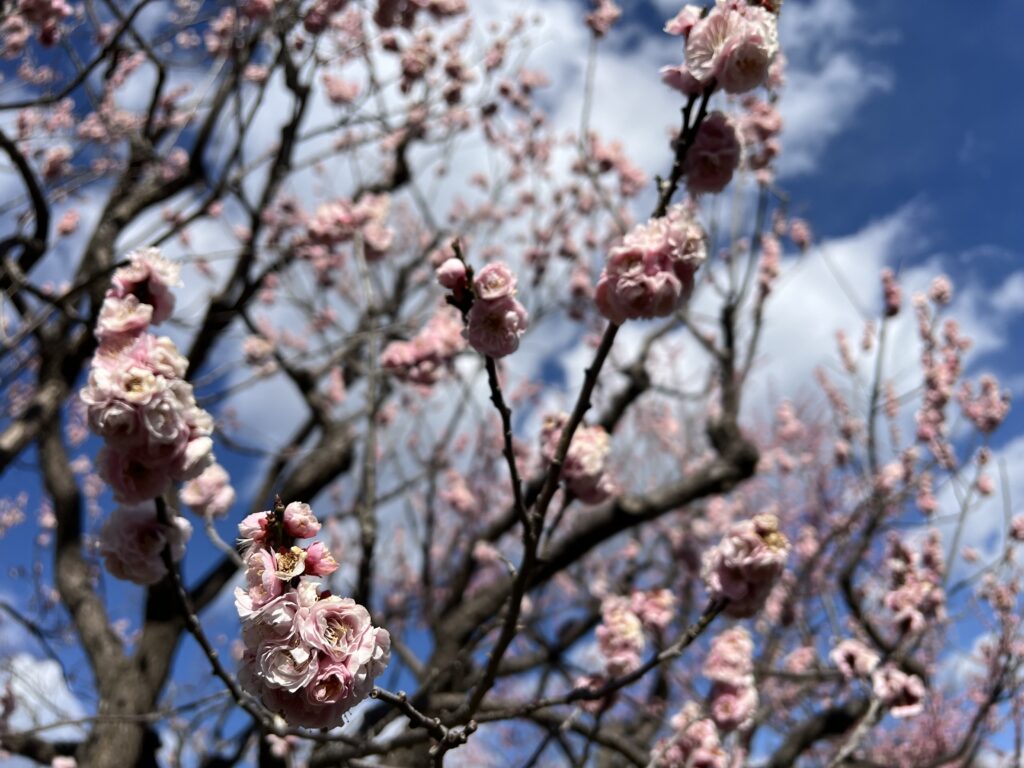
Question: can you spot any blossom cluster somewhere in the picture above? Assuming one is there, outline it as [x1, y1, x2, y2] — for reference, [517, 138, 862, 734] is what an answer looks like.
[236, 501, 390, 728]
[958, 374, 1011, 434]
[595, 595, 646, 676]
[830, 638, 880, 681]
[1, 0, 72, 54]
[539, 412, 614, 504]
[579, 590, 674, 703]
[437, 259, 530, 359]
[884, 533, 945, 637]
[79, 249, 232, 584]
[701, 513, 789, 617]
[668, 0, 780, 96]
[703, 627, 757, 732]
[651, 702, 727, 768]
[466, 262, 529, 358]
[575, 133, 648, 197]
[595, 204, 707, 324]
[305, 193, 394, 260]
[684, 111, 742, 195]
[871, 664, 926, 719]
[98, 501, 193, 586]
[80, 248, 218, 505]
[738, 95, 783, 185]
[381, 305, 466, 385]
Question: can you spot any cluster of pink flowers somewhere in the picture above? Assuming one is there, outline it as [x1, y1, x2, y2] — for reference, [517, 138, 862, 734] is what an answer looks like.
[871, 664, 926, 718]
[585, 0, 622, 38]
[958, 374, 1011, 434]
[884, 534, 945, 637]
[462, 262, 529, 359]
[701, 513, 789, 617]
[685, 111, 742, 195]
[381, 305, 465, 385]
[305, 194, 394, 260]
[651, 702, 727, 768]
[539, 413, 614, 504]
[78, 249, 232, 583]
[630, 588, 676, 631]
[913, 292, 970, 469]
[236, 501, 390, 728]
[830, 638, 880, 680]
[671, 0, 780, 95]
[323, 73, 360, 106]
[373, 0, 466, 32]
[6, 0, 72, 50]
[738, 96, 782, 184]
[98, 502, 193, 585]
[595, 595, 646, 676]
[595, 204, 707, 323]
[703, 627, 757, 732]
[80, 248, 219, 505]
[181, 463, 236, 519]
[881, 268, 902, 317]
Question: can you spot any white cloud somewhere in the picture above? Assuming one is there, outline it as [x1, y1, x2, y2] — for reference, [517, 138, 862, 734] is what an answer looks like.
[991, 271, 1024, 315]
[712, 203, 919, 428]
[0, 654, 86, 743]
[778, 52, 891, 176]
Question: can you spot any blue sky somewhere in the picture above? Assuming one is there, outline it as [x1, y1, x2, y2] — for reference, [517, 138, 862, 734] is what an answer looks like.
[784, 1, 1024, 255]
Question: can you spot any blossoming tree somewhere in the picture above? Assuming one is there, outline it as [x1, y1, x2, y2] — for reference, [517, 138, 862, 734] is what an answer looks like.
[0, 0, 1020, 767]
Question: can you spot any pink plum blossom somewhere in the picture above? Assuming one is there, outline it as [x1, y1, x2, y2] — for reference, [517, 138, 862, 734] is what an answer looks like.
[684, 111, 742, 195]
[586, 0, 621, 38]
[95, 295, 153, 342]
[872, 665, 926, 718]
[830, 639, 880, 680]
[704, 627, 753, 685]
[436, 257, 468, 290]
[540, 413, 614, 503]
[596, 595, 646, 676]
[701, 513, 790, 617]
[98, 502, 192, 585]
[466, 294, 528, 358]
[282, 501, 320, 539]
[595, 204, 706, 323]
[685, 1, 779, 94]
[304, 541, 339, 577]
[180, 463, 236, 518]
[110, 247, 181, 325]
[473, 261, 517, 301]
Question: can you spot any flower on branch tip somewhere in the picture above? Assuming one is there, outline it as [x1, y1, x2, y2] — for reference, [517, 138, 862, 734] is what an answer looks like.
[872, 664, 926, 718]
[111, 247, 181, 325]
[830, 638, 880, 680]
[540, 412, 614, 504]
[235, 502, 390, 728]
[595, 204, 706, 323]
[466, 293, 529, 359]
[701, 513, 789, 617]
[684, 111, 742, 195]
[98, 502, 192, 586]
[684, 1, 779, 95]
